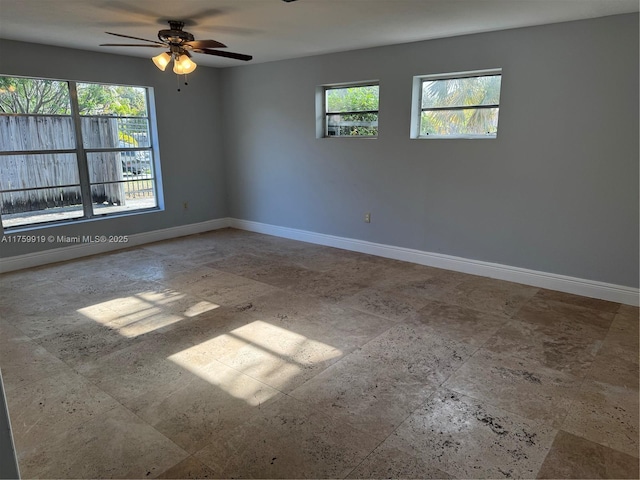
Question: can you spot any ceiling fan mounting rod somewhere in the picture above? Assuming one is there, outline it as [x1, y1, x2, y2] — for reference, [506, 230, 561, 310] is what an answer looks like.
[168, 20, 185, 31]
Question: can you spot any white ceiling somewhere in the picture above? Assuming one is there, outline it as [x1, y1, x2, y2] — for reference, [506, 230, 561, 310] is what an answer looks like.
[0, 0, 637, 67]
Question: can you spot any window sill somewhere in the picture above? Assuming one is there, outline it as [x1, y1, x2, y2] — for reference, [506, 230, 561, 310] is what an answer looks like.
[411, 135, 497, 140]
[322, 136, 378, 139]
[2, 207, 162, 234]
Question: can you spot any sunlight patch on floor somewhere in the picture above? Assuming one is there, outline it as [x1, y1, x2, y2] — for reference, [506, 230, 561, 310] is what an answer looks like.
[183, 301, 218, 317]
[169, 354, 277, 406]
[77, 289, 219, 338]
[169, 320, 342, 404]
[229, 320, 343, 365]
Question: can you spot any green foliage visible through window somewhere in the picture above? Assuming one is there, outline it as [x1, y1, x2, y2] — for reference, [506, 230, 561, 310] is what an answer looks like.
[419, 73, 501, 137]
[0, 78, 147, 117]
[325, 84, 379, 137]
[0, 76, 159, 229]
[77, 83, 147, 117]
[0, 77, 71, 115]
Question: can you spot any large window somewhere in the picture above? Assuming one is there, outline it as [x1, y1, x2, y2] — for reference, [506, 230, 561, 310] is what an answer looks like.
[411, 69, 502, 139]
[323, 83, 379, 138]
[0, 76, 161, 230]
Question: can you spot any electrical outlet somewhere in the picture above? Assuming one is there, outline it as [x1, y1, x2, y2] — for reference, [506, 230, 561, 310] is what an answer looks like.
[183, 201, 188, 210]
[364, 212, 371, 223]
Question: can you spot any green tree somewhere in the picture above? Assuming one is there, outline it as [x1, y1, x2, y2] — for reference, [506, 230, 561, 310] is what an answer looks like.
[0, 77, 146, 117]
[77, 83, 146, 116]
[0, 77, 70, 114]
[326, 85, 379, 136]
[420, 75, 501, 136]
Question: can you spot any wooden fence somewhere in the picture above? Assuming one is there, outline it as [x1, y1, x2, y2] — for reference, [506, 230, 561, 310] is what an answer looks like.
[1, 116, 125, 214]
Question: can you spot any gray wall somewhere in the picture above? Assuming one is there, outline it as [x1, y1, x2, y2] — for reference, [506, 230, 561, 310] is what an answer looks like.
[221, 14, 639, 288]
[0, 39, 228, 257]
[1, 14, 638, 288]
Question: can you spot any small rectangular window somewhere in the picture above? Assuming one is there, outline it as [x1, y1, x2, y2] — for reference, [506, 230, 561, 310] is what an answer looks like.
[412, 70, 502, 139]
[324, 83, 379, 137]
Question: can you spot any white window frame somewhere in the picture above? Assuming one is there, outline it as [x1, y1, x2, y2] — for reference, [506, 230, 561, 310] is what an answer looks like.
[316, 80, 379, 139]
[0, 75, 164, 232]
[410, 68, 502, 139]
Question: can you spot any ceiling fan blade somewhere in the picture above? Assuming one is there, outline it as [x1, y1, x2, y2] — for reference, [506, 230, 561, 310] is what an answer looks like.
[105, 31, 165, 45]
[100, 43, 165, 47]
[185, 39, 227, 49]
[192, 48, 252, 61]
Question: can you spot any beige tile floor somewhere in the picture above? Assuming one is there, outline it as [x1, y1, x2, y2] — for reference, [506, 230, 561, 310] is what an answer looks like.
[1, 228, 638, 479]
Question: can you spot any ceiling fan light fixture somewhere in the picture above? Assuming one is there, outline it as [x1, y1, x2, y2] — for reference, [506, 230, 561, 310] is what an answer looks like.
[103, 21, 252, 81]
[172, 57, 185, 75]
[176, 54, 197, 74]
[152, 52, 171, 71]
[103, 21, 250, 90]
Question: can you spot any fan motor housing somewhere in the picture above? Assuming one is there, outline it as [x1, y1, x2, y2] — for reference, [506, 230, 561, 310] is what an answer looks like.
[158, 21, 194, 44]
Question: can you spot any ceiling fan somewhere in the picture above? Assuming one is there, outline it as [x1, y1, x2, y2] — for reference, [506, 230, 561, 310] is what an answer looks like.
[100, 20, 252, 77]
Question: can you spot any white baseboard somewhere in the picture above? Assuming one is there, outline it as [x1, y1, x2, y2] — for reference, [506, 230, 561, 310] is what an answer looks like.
[0, 218, 231, 273]
[229, 218, 640, 307]
[2, 216, 637, 306]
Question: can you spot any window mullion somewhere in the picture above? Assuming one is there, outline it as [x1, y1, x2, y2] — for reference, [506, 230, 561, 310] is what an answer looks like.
[421, 105, 500, 112]
[419, 82, 425, 120]
[68, 81, 93, 218]
[326, 110, 379, 116]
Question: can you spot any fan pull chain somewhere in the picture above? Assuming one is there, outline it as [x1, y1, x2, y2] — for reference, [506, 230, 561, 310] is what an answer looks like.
[175, 74, 189, 92]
